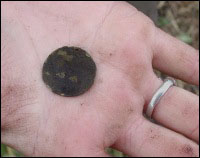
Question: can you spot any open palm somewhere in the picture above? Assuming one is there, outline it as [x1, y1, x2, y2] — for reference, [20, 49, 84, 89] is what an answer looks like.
[1, 2, 199, 157]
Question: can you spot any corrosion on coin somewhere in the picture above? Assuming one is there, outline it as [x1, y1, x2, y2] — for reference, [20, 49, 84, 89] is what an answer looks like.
[42, 46, 96, 97]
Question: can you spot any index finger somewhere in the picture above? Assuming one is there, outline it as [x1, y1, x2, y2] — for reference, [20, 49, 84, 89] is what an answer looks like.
[152, 28, 199, 85]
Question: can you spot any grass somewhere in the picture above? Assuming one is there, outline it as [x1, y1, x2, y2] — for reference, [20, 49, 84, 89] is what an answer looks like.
[1, 144, 23, 157]
[1, 144, 124, 157]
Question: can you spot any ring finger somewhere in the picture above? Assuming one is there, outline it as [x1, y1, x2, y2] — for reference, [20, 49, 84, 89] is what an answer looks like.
[114, 117, 199, 157]
[145, 76, 199, 143]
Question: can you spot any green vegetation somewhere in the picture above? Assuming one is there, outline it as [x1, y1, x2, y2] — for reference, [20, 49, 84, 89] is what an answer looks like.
[1, 144, 23, 157]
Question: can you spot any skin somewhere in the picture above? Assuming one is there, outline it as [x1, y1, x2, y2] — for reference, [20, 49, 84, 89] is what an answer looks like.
[1, 1, 199, 157]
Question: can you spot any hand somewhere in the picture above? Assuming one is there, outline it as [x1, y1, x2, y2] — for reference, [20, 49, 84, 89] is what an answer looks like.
[1, 2, 199, 157]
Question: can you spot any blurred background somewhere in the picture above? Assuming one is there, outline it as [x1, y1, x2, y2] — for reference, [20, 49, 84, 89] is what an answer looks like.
[1, 1, 199, 157]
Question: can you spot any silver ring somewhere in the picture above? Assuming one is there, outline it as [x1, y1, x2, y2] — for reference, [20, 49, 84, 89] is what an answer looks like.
[146, 77, 176, 119]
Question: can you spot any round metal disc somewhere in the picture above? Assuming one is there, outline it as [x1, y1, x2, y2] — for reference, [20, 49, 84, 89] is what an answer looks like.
[42, 46, 96, 97]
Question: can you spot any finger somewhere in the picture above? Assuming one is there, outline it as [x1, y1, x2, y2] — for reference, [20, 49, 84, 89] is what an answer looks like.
[149, 78, 199, 143]
[85, 151, 110, 157]
[152, 28, 199, 85]
[76, 149, 110, 157]
[114, 117, 199, 157]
